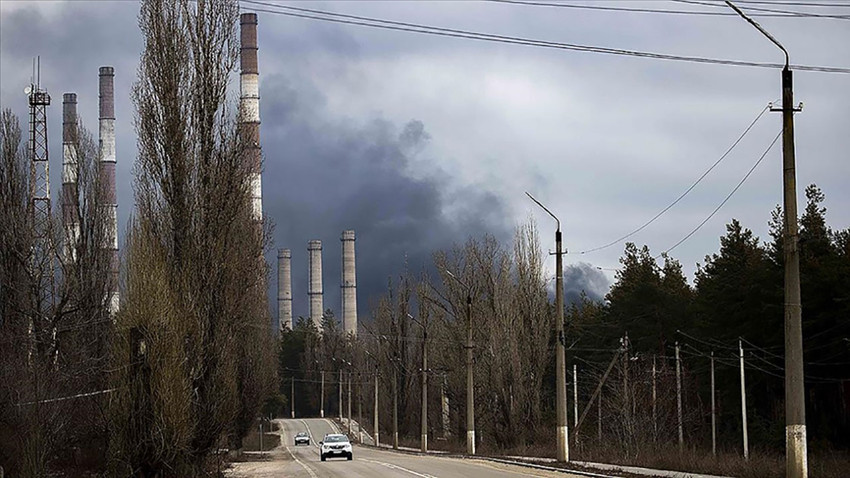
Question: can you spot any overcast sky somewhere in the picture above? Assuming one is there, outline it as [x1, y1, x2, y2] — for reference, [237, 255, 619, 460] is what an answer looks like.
[2, 1, 848, 329]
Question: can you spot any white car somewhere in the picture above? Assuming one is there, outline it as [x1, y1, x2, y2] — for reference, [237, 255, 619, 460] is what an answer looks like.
[320, 434, 353, 461]
[294, 432, 310, 446]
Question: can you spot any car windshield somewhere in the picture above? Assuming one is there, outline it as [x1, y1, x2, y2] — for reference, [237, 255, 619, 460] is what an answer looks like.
[296, 433, 307, 437]
[324, 435, 348, 443]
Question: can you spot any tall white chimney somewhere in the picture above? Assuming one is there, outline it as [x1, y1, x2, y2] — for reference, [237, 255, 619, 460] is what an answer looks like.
[308, 240, 324, 332]
[239, 13, 262, 221]
[341, 230, 357, 337]
[61, 93, 79, 264]
[278, 248, 292, 331]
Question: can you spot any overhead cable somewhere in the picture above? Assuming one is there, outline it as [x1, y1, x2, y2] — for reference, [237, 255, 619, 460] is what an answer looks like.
[240, 1, 850, 74]
[578, 104, 770, 255]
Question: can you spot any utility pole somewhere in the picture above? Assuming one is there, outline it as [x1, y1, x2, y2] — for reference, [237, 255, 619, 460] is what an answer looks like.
[393, 364, 399, 450]
[652, 355, 657, 441]
[408, 312, 429, 453]
[676, 342, 683, 452]
[726, 5, 806, 476]
[374, 367, 380, 447]
[339, 370, 343, 423]
[445, 269, 476, 456]
[441, 373, 450, 440]
[573, 364, 579, 429]
[740, 339, 749, 460]
[347, 372, 352, 436]
[291, 377, 295, 419]
[320, 371, 325, 418]
[358, 373, 364, 443]
[623, 333, 630, 439]
[711, 350, 717, 456]
[597, 393, 602, 441]
[526, 192, 569, 462]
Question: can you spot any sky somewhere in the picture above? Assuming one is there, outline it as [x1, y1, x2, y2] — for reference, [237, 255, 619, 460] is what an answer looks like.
[2, 0, 848, 330]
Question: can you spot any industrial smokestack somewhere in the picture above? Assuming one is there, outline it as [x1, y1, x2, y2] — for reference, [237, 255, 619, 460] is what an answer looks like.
[341, 230, 357, 337]
[62, 93, 79, 264]
[239, 13, 262, 221]
[308, 240, 324, 331]
[99, 66, 118, 315]
[278, 248, 292, 332]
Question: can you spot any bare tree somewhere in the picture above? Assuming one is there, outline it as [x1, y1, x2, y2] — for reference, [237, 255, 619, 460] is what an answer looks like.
[109, 0, 273, 474]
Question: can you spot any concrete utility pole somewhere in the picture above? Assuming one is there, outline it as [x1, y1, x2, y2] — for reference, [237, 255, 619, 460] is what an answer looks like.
[726, 6, 807, 476]
[393, 365, 399, 450]
[441, 373, 450, 440]
[320, 371, 325, 418]
[711, 351, 717, 456]
[573, 364, 579, 429]
[525, 192, 569, 462]
[356, 378, 364, 442]
[291, 377, 295, 419]
[408, 312, 429, 452]
[374, 368, 380, 447]
[740, 339, 749, 460]
[339, 370, 343, 422]
[652, 355, 658, 441]
[676, 342, 683, 452]
[623, 333, 630, 439]
[347, 372, 352, 436]
[445, 269, 476, 456]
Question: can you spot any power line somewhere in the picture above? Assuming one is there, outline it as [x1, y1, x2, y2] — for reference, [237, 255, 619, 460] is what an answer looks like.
[240, 1, 850, 74]
[657, 128, 781, 258]
[578, 104, 770, 255]
[489, 0, 850, 18]
[672, 0, 850, 19]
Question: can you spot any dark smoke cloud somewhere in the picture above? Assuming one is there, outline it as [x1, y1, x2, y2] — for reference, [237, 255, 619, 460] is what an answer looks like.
[563, 262, 610, 305]
[260, 72, 512, 328]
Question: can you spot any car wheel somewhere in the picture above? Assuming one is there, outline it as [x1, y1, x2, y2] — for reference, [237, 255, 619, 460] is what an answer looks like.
[347, 453, 353, 461]
[320, 454, 326, 462]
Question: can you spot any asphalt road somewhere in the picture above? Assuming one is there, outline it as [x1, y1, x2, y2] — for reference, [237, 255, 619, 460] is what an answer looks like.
[226, 418, 594, 478]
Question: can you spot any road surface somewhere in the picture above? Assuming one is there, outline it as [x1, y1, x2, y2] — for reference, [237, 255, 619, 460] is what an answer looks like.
[226, 418, 595, 478]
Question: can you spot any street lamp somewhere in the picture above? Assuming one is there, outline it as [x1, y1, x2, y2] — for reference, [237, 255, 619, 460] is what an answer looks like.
[444, 268, 476, 456]
[725, 3, 806, 476]
[408, 312, 429, 453]
[526, 191, 569, 462]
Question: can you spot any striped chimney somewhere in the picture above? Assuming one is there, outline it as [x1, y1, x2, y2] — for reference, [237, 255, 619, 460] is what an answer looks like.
[240, 13, 262, 221]
[341, 230, 357, 337]
[62, 93, 80, 264]
[278, 248, 293, 331]
[99, 66, 119, 315]
[308, 240, 324, 332]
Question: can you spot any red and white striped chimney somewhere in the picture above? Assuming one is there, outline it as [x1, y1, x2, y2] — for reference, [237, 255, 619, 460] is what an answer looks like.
[240, 13, 262, 221]
[99, 66, 119, 315]
[62, 92, 79, 264]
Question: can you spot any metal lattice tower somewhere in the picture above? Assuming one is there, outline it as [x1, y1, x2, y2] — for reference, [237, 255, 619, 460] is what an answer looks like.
[27, 59, 54, 312]
[24, 58, 54, 365]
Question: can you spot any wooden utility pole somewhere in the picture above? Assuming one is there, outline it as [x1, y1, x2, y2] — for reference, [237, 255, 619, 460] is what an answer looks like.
[740, 339, 749, 460]
[725, 5, 807, 475]
[526, 192, 568, 461]
[675, 342, 683, 452]
[711, 351, 717, 456]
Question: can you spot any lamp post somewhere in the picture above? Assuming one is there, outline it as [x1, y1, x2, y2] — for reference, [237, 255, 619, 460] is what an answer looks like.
[408, 312, 429, 453]
[725, 3, 806, 476]
[444, 269, 476, 456]
[526, 191, 569, 462]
